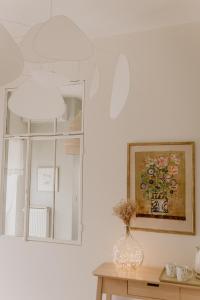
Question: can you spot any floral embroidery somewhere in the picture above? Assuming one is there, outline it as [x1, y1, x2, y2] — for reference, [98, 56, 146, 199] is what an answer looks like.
[140, 153, 180, 213]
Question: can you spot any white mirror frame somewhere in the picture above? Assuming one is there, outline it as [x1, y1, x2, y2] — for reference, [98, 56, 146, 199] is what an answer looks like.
[0, 80, 85, 245]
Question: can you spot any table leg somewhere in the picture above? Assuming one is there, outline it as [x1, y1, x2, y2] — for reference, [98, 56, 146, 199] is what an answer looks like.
[96, 277, 103, 300]
[106, 294, 112, 300]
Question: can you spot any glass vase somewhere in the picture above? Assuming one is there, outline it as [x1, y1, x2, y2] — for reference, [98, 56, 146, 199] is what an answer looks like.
[113, 226, 144, 270]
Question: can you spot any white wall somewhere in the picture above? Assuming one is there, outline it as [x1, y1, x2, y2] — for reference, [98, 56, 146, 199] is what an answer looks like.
[0, 22, 200, 300]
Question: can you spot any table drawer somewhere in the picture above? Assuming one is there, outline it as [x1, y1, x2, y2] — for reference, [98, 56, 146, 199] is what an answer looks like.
[128, 280, 179, 300]
[180, 287, 200, 300]
[102, 277, 127, 296]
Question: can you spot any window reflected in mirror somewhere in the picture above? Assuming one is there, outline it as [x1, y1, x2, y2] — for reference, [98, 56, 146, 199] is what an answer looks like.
[2, 81, 84, 245]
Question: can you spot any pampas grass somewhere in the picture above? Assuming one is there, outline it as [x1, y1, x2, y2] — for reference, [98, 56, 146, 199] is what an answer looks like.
[113, 200, 135, 226]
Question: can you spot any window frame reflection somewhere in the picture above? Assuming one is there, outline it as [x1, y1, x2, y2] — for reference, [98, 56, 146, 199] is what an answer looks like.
[4, 81, 84, 137]
[1, 80, 84, 245]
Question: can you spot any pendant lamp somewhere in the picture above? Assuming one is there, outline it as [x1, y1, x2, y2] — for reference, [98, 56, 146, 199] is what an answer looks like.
[8, 79, 65, 120]
[33, 15, 94, 61]
[0, 24, 24, 86]
[20, 23, 56, 63]
[31, 70, 68, 87]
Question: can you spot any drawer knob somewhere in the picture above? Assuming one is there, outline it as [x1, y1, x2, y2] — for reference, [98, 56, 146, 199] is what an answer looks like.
[147, 282, 160, 287]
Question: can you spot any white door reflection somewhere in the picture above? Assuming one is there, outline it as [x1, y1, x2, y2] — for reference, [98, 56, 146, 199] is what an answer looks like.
[4, 139, 26, 236]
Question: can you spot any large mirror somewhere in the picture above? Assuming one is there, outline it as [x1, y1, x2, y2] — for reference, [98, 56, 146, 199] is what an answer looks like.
[2, 80, 84, 244]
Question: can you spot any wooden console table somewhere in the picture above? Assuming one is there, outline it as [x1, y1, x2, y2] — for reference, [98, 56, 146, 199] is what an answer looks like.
[93, 262, 200, 300]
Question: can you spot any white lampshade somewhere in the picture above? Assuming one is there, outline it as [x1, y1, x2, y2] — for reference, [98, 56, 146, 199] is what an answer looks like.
[0, 24, 24, 86]
[60, 82, 83, 99]
[20, 23, 56, 63]
[110, 54, 130, 119]
[8, 79, 65, 120]
[31, 70, 68, 87]
[33, 15, 94, 61]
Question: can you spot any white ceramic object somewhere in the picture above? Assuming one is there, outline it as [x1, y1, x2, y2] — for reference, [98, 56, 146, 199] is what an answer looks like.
[110, 54, 130, 119]
[176, 265, 193, 282]
[8, 79, 65, 120]
[195, 246, 200, 278]
[34, 15, 94, 61]
[0, 24, 24, 86]
[20, 23, 56, 63]
[165, 263, 176, 278]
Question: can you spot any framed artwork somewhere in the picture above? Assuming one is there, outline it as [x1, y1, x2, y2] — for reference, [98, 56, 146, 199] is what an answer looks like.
[37, 167, 59, 192]
[127, 142, 195, 235]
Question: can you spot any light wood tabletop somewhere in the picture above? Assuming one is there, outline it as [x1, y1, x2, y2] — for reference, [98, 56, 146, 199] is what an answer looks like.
[93, 262, 162, 283]
[93, 262, 200, 300]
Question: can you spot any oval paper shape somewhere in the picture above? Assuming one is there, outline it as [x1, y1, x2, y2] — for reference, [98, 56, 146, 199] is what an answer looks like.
[34, 15, 94, 61]
[110, 54, 130, 119]
[0, 24, 24, 86]
[8, 79, 65, 120]
[20, 23, 56, 63]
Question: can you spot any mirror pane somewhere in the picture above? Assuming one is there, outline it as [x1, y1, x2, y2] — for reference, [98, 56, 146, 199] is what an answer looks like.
[56, 82, 83, 134]
[30, 120, 54, 135]
[3, 139, 27, 236]
[6, 91, 28, 136]
[54, 138, 81, 241]
[29, 139, 55, 239]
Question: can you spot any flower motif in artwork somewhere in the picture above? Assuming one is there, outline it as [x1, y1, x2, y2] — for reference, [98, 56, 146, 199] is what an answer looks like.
[140, 153, 180, 205]
[168, 165, 179, 176]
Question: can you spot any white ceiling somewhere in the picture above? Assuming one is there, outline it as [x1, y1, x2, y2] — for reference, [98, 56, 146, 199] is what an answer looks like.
[1, 0, 200, 39]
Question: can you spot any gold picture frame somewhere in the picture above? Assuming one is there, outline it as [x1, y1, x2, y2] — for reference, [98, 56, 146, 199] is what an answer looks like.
[127, 142, 195, 235]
